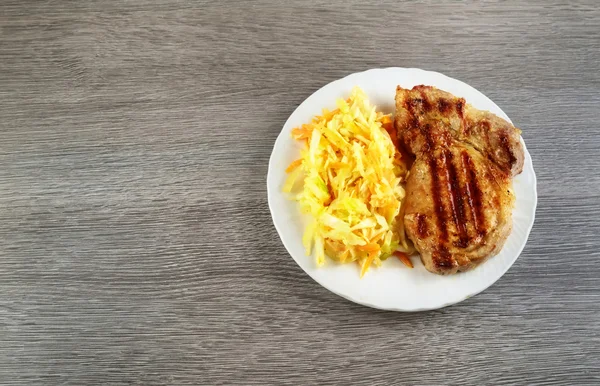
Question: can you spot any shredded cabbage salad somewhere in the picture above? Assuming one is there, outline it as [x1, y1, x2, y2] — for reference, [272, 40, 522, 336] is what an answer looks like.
[283, 87, 409, 276]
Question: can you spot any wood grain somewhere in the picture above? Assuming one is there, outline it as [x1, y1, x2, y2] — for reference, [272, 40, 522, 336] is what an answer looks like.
[1, 1, 599, 384]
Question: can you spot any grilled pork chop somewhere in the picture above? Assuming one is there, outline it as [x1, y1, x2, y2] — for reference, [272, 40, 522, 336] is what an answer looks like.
[395, 85, 524, 274]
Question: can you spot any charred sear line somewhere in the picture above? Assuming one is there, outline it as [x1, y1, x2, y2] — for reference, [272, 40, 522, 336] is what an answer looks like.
[416, 214, 428, 238]
[434, 246, 454, 269]
[406, 98, 424, 113]
[456, 100, 464, 118]
[481, 120, 492, 149]
[426, 133, 448, 242]
[499, 132, 517, 168]
[418, 89, 432, 112]
[410, 116, 419, 130]
[456, 99, 467, 136]
[461, 151, 485, 236]
[437, 98, 452, 114]
[445, 150, 469, 248]
[404, 95, 421, 127]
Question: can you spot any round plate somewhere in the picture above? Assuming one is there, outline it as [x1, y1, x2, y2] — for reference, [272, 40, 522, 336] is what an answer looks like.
[267, 68, 537, 311]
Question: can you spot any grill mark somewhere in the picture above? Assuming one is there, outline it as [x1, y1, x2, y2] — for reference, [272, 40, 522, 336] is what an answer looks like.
[461, 151, 485, 236]
[401, 94, 422, 157]
[499, 132, 517, 169]
[456, 100, 464, 118]
[409, 116, 419, 130]
[481, 120, 492, 149]
[418, 89, 432, 112]
[405, 95, 425, 115]
[456, 100, 467, 136]
[438, 98, 451, 114]
[464, 123, 471, 137]
[404, 94, 421, 129]
[404, 97, 413, 113]
[416, 214, 428, 238]
[434, 246, 454, 269]
[445, 150, 469, 248]
[425, 130, 448, 242]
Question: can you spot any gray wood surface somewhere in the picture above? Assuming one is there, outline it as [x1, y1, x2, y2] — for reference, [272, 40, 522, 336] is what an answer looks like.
[1, 1, 599, 385]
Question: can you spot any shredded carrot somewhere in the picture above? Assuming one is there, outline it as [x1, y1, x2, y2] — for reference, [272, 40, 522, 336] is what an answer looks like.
[291, 124, 313, 139]
[285, 159, 303, 173]
[394, 251, 413, 268]
[291, 129, 311, 139]
[381, 118, 397, 148]
[285, 87, 409, 277]
[382, 122, 394, 132]
[321, 108, 340, 121]
[370, 232, 384, 244]
[360, 251, 378, 277]
[380, 115, 393, 124]
[358, 243, 380, 253]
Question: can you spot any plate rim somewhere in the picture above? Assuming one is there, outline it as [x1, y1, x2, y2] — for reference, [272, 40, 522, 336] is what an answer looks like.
[267, 67, 538, 311]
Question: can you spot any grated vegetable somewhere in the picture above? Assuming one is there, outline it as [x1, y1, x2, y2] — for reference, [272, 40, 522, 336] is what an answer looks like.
[283, 86, 410, 276]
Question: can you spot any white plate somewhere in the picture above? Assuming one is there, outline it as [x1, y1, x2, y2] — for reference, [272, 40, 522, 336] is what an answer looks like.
[267, 68, 537, 311]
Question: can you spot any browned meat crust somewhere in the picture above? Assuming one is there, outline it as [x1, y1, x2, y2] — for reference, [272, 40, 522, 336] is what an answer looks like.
[395, 85, 524, 275]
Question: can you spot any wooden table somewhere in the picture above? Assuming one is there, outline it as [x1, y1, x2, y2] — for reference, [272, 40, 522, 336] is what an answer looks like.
[1, 1, 599, 384]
